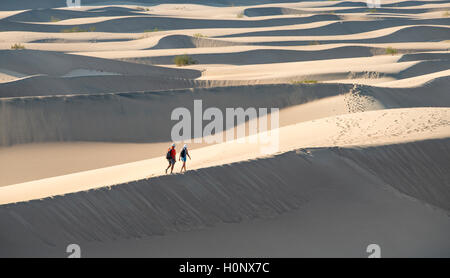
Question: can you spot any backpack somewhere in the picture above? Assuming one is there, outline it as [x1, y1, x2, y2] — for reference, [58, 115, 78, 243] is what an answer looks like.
[180, 148, 186, 158]
[166, 148, 172, 159]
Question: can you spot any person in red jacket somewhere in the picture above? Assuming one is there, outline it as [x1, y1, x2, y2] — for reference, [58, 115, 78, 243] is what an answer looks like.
[165, 143, 177, 174]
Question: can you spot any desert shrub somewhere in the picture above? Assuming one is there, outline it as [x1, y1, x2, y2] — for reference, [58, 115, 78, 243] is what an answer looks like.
[61, 26, 82, 33]
[385, 47, 398, 55]
[50, 16, 61, 22]
[136, 7, 150, 11]
[140, 28, 159, 39]
[237, 11, 244, 18]
[144, 27, 159, 32]
[60, 26, 96, 33]
[309, 41, 320, 45]
[11, 43, 25, 50]
[443, 11, 450, 17]
[193, 33, 207, 38]
[291, 80, 318, 84]
[174, 55, 197, 66]
[366, 9, 377, 13]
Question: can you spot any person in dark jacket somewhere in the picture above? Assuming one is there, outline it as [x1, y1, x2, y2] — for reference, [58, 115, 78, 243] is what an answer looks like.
[179, 144, 191, 173]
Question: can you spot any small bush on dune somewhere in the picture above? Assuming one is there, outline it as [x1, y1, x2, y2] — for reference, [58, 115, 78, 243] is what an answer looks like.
[193, 33, 207, 38]
[366, 8, 377, 13]
[443, 11, 450, 17]
[237, 11, 244, 18]
[309, 40, 320, 45]
[61, 26, 82, 33]
[144, 27, 159, 33]
[140, 28, 159, 39]
[174, 55, 197, 66]
[60, 26, 96, 33]
[11, 43, 25, 50]
[291, 80, 318, 84]
[136, 6, 150, 12]
[50, 16, 61, 22]
[385, 47, 398, 55]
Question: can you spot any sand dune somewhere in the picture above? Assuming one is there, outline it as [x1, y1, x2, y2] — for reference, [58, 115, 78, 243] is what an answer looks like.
[138, 46, 387, 65]
[336, 140, 450, 212]
[328, 1, 447, 8]
[150, 34, 243, 49]
[0, 50, 200, 97]
[1, 1, 449, 258]
[244, 6, 447, 17]
[0, 75, 204, 97]
[0, 82, 352, 145]
[398, 51, 450, 61]
[7, 20, 442, 53]
[3, 7, 141, 23]
[197, 53, 449, 84]
[1, 138, 449, 257]
[221, 18, 450, 37]
[244, 7, 304, 17]
[0, 85, 383, 185]
[0, 68, 27, 83]
[376, 69, 450, 87]
[0, 30, 139, 45]
[252, 25, 450, 46]
[0, 14, 340, 33]
[2, 77, 450, 146]
[0, 49, 200, 78]
[0, 0, 305, 11]
[0, 49, 201, 95]
[0, 141, 214, 187]
[1, 106, 449, 205]
[29, 37, 134, 43]
[395, 59, 450, 78]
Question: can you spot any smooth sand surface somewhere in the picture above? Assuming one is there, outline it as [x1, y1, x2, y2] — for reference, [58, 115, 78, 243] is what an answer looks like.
[2, 138, 450, 257]
[1, 106, 449, 205]
[0, 0, 449, 257]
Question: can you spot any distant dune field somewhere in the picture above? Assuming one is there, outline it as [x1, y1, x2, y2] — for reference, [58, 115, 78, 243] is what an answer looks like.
[0, 0, 449, 257]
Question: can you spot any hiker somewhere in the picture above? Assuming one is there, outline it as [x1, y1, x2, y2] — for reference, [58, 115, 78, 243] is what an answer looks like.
[165, 143, 176, 174]
[179, 144, 191, 173]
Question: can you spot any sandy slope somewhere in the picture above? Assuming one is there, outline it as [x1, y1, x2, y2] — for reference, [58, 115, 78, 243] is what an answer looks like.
[1, 0, 449, 257]
[3, 77, 450, 146]
[1, 138, 450, 257]
[1, 76, 449, 184]
[1, 106, 449, 205]
[0, 141, 212, 187]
